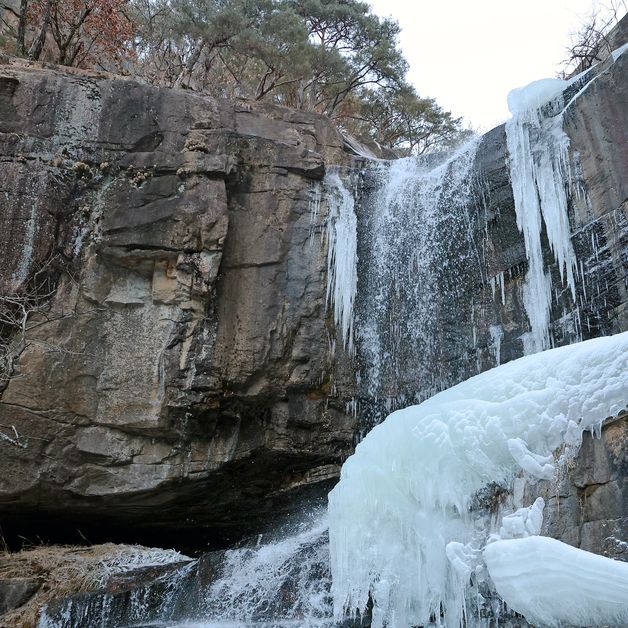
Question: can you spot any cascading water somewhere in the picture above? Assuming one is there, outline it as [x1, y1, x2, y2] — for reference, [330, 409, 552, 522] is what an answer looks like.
[353, 139, 482, 414]
[196, 516, 332, 626]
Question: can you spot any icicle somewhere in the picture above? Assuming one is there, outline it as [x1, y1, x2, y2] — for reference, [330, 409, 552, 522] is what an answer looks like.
[505, 79, 578, 353]
[489, 325, 503, 367]
[324, 170, 358, 355]
[308, 180, 322, 242]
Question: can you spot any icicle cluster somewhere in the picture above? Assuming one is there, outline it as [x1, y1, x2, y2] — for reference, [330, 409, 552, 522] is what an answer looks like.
[324, 170, 358, 354]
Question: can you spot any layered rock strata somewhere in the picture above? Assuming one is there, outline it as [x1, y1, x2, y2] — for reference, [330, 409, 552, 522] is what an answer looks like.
[0, 59, 355, 546]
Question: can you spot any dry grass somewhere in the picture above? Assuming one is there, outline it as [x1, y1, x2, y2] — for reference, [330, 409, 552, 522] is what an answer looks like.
[0, 543, 188, 628]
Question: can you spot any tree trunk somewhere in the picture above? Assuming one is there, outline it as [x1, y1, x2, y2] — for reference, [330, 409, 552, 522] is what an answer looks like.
[27, 0, 53, 61]
[16, 0, 28, 56]
[173, 39, 205, 89]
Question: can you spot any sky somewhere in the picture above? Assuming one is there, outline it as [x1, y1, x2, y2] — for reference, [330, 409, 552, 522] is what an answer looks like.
[368, 0, 627, 131]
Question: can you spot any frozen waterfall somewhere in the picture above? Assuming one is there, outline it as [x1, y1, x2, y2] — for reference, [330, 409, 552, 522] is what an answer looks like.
[324, 170, 359, 355]
[328, 332, 628, 627]
[505, 78, 577, 353]
[503, 44, 627, 353]
[39, 46, 627, 628]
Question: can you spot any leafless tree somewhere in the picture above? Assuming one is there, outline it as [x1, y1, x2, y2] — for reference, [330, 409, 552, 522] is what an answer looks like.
[0, 255, 78, 447]
[560, 1, 627, 77]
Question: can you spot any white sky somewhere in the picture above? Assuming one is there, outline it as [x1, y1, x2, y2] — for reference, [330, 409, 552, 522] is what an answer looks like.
[368, 0, 627, 131]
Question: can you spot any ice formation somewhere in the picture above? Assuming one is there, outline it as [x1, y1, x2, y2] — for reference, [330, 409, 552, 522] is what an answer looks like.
[328, 332, 628, 627]
[484, 536, 628, 627]
[495, 497, 545, 540]
[324, 170, 358, 354]
[488, 325, 503, 367]
[505, 45, 627, 354]
[11, 201, 38, 289]
[506, 78, 576, 353]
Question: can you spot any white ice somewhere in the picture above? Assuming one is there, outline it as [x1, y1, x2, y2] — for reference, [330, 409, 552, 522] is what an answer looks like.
[495, 497, 545, 540]
[328, 332, 628, 627]
[505, 44, 626, 355]
[324, 170, 358, 354]
[507, 78, 569, 115]
[506, 79, 575, 353]
[484, 536, 628, 627]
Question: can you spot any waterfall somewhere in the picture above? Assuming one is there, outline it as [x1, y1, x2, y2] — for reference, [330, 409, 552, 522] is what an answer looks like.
[39, 516, 337, 628]
[326, 48, 628, 628]
[38, 46, 627, 628]
[354, 139, 481, 409]
[197, 516, 332, 625]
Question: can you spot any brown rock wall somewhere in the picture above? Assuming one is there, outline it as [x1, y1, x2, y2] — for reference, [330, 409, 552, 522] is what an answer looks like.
[0, 59, 353, 546]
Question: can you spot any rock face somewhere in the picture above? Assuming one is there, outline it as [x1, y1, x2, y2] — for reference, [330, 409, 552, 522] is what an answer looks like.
[526, 413, 628, 560]
[0, 59, 355, 547]
[0, 47, 626, 552]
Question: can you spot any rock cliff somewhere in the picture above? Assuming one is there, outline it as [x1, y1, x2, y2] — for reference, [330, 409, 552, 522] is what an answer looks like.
[0, 47, 626, 553]
[0, 59, 356, 547]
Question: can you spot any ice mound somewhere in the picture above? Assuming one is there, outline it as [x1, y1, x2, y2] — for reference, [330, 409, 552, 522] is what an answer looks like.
[328, 332, 628, 627]
[507, 78, 568, 115]
[484, 536, 628, 627]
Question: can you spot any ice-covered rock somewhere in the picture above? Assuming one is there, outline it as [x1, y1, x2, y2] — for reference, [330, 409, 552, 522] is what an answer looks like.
[329, 332, 628, 627]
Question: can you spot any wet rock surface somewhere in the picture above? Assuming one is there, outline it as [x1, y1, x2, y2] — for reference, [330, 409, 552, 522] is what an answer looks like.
[525, 412, 628, 558]
[0, 578, 41, 615]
